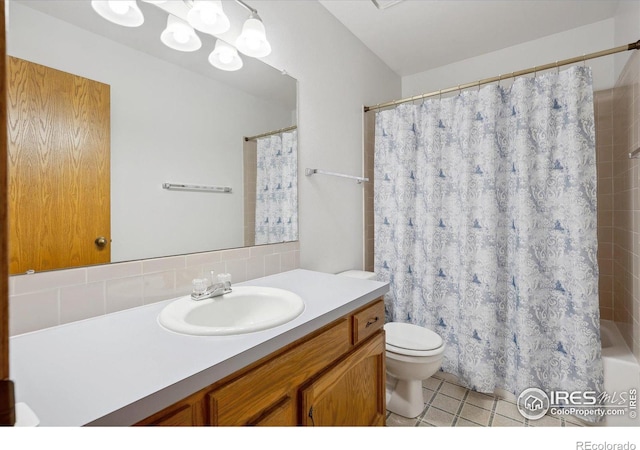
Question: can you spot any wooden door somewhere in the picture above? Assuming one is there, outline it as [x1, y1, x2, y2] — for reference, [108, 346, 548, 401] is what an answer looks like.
[300, 332, 386, 426]
[7, 57, 110, 274]
[0, 0, 16, 426]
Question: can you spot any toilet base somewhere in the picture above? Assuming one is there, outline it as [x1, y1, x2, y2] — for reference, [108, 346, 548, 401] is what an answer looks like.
[386, 377, 425, 418]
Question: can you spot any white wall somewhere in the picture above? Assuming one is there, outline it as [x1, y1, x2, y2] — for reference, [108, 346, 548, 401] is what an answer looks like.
[614, 0, 640, 81]
[248, 1, 402, 274]
[402, 19, 617, 98]
[7, 2, 293, 263]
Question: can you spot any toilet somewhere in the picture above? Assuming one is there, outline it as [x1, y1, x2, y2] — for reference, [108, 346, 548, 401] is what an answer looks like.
[337, 270, 446, 418]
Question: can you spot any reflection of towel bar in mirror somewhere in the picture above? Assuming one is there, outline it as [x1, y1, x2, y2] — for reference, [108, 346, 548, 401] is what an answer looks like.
[162, 183, 232, 193]
[305, 168, 369, 184]
[629, 147, 640, 159]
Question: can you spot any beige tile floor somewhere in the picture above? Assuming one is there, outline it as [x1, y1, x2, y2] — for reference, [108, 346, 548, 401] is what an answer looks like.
[386, 371, 585, 427]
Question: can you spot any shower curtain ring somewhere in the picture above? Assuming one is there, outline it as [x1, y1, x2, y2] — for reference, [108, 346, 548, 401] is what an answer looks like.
[556, 61, 560, 75]
[439, 90, 442, 101]
[498, 74, 502, 87]
[533, 66, 537, 78]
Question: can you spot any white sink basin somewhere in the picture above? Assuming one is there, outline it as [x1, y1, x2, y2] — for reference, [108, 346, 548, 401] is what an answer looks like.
[158, 286, 305, 336]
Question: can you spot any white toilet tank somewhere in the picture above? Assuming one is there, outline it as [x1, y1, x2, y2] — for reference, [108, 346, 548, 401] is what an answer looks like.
[337, 270, 377, 281]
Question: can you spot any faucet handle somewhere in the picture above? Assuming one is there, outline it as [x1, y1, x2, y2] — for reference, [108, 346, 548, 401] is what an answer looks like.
[217, 273, 231, 283]
[192, 278, 209, 295]
[217, 273, 232, 291]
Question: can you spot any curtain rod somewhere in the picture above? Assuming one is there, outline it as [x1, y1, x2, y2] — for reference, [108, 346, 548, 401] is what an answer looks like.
[244, 125, 297, 142]
[364, 39, 640, 112]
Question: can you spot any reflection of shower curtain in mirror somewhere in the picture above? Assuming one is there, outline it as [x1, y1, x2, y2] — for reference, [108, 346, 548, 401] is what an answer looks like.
[255, 130, 298, 245]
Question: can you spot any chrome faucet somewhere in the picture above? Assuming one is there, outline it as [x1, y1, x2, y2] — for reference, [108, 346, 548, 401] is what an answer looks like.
[191, 273, 232, 301]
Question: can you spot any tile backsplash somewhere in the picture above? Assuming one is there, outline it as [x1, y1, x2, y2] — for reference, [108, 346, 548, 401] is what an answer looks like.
[9, 242, 300, 336]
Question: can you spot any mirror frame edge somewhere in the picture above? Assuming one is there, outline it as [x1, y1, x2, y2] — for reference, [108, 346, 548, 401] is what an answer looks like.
[0, 0, 16, 427]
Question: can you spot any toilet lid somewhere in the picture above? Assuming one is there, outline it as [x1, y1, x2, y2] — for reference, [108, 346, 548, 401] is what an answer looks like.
[384, 322, 443, 351]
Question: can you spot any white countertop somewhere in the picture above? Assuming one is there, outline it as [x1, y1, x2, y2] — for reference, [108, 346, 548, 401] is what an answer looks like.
[9, 269, 388, 426]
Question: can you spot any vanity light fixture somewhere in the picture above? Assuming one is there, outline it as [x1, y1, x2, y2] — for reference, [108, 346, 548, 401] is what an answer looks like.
[235, 11, 271, 57]
[91, 0, 272, 70]
[90, 0, 144, 27]
[208, 39, 243, 71]
[187, 0, 231, 36]
[161, 15, 202, 52]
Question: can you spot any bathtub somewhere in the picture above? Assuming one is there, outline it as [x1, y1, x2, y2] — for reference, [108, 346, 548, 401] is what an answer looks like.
[600, 320, 640, 427]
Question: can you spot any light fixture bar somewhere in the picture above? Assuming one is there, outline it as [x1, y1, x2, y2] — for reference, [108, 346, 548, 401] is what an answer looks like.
[234, 0, 257, 15]
[371, 0, 405, 10]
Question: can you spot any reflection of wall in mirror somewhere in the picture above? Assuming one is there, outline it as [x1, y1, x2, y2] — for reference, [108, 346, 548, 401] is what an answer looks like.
[7, 2, 294, 265]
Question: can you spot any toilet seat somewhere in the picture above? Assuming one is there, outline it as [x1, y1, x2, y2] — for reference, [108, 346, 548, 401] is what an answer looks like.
[385, 322, 444, 357]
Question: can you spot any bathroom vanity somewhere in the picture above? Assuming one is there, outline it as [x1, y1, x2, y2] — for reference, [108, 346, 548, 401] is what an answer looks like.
[138, 297, 385, 426]
[9, 269, 388, 426]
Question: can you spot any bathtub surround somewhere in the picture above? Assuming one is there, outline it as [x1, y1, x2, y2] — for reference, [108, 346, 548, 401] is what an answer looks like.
[610, 50, 640, 361]
[375, 66, 602, 421]
[594, 49, 640, 362]
[8, 242, 299, 336]
[595, 88, 615, 322]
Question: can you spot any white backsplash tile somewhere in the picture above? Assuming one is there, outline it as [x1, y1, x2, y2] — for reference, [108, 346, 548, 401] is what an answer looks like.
[264, 253, 281, 276]
[220, 248, 251, 261]
[106, 277, 144, 313]
[250, 245, 276, 257]
[246, 256, 265, 281]
[87, 261, 142, 283]
[60, 282, 106, 325]
[13, 268, 87, 295]
[143, 272, 176, 305]
[185, 251, 222, 268]
[142, 256, 186, 274]
[10, 290, 59, 336]
[225, 259, 248, 283]
[8, 242, 300, 335]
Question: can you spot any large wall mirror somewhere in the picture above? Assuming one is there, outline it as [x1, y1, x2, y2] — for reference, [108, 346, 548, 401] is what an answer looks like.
[6, 0, 298, 275]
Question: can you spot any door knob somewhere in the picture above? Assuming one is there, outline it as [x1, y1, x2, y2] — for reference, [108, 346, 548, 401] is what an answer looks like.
[95, 236, 108, 248]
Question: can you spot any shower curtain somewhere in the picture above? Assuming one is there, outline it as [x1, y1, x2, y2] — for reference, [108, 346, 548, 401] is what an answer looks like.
[255, 130, 298, 245]
[375, 66, 603, 416]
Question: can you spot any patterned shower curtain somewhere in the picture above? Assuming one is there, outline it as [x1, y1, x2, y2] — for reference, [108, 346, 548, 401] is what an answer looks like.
[374, 66, 603, 418]
[255, 130, 298, 245]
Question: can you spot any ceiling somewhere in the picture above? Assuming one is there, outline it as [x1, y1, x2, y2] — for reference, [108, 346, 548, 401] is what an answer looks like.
[319, 0, 621, 77]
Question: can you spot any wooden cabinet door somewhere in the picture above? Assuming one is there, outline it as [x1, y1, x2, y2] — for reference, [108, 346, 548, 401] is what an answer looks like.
[7, 57, 110, 274]
[208, 319, 351, 426]
[300, 331, 386, 426]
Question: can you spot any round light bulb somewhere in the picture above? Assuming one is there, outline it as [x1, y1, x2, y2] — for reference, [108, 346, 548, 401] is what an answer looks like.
[108, 0, 130, 15]
[246, 36, 261, 51]
[173, 29, 189, 44]
[200, 10, 217, 26]
[219, 51, 233, 64]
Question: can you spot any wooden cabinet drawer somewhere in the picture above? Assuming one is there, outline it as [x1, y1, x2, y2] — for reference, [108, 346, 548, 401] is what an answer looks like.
[352, 299, 384, 345]
[208, 318, 351, 426]
[137, 400, 201, 426]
